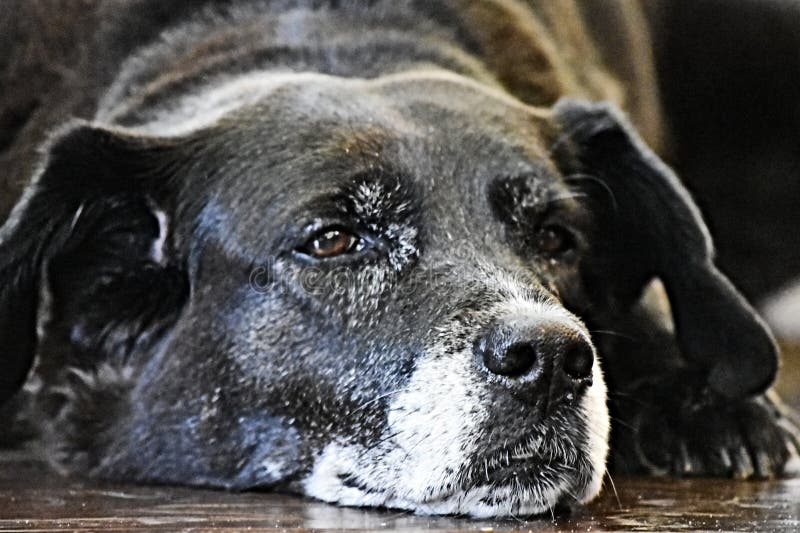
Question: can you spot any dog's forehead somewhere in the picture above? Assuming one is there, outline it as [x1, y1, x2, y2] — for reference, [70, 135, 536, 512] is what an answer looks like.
[217, 73, 555, 170]
[210, 70, 553, 164]
[187, 71, 564, 254]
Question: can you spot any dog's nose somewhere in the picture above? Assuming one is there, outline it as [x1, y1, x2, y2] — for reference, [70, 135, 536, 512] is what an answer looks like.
[562, 340, 594, 381]
[474, 319, 594, 406]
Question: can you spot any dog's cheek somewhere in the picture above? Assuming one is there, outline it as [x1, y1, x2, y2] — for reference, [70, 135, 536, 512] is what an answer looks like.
[300, 346, 492, 510]
[74, 280, 318, 487]
[38, 363, 137, 474]
[92, 344, 312, 488]
[99, 408, 308, 488]
[217, 281, 423, 488]
[383, 349, 492, 498]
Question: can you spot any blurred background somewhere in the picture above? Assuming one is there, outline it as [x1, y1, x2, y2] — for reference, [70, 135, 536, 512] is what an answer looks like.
[646, 0, 800, 405]
[648, 0, 800, 306]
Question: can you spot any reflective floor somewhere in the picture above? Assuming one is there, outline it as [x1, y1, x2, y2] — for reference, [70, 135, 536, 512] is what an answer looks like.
[1, 344, 798, 533]
[2, 457, 800, 532]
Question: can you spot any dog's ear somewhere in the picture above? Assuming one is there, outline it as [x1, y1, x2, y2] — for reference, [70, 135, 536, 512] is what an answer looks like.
[0, 123, 189, 405]
[551, 99, 777, 399]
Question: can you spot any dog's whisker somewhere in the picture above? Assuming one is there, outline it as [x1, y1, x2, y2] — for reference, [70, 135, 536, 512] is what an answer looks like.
[591, 329, 637, 341]
[605, 390, 635, 398]
[544, 192, 589, 205]
[563, 172, 619, 212]
[351, 386, 415, 414]
[364, 429, 405, 451]
[607, 415, 636, 432]
[604, 468, 623, 511]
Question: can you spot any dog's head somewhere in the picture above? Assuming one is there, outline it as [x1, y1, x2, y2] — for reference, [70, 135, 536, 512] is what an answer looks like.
[0, 71, 777, 517]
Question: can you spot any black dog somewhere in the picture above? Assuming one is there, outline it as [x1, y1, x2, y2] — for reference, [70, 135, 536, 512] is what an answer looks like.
[1, 0, 798, 518]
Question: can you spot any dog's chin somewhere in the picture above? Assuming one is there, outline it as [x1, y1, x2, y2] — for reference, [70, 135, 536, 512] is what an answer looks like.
[301, 379, 609, 518]
[392, 439, 605, 518]
[301, 424, 606, 518]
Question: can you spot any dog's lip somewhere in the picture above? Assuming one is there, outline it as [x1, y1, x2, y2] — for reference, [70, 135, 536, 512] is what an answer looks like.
[473, 438, 571, 485]
[430, 427, 579, 501]
[479, 456, 554, 486]
[408, 439, 579, 509]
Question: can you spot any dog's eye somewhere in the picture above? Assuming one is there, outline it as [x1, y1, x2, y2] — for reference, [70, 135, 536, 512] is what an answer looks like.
[298, 228, 361, 258]
[535, 225, 574, 257]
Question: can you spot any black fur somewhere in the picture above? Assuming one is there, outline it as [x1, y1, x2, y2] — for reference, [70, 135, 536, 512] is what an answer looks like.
[0, 0, 797, 518]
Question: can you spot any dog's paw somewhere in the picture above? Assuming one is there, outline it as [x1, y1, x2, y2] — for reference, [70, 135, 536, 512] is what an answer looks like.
[611, 376, 800, 479]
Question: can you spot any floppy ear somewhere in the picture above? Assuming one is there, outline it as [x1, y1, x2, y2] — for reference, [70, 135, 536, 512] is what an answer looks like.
[0, 123, 189, 405]
[552, 99, 777, 399]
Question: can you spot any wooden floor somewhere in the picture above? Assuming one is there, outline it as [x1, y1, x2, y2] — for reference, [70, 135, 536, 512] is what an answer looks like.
[1, 344, 799, 533]
[2, 454, 800, 533]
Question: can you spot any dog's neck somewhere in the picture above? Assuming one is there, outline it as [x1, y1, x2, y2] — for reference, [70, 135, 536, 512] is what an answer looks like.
[94, 2, 479, 129]
[92, 0, 614, 134]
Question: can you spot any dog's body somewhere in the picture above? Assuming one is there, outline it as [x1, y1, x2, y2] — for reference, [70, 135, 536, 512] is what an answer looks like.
[1, 0, 798, 518]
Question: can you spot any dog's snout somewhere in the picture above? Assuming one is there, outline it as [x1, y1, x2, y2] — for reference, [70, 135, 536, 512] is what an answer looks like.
[474, 319, 594, 406]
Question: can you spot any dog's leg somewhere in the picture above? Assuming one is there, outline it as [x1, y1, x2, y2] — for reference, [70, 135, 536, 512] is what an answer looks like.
[597, 282, 800, 479]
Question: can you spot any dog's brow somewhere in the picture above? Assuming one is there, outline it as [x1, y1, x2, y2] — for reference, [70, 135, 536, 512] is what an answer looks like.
[487, 169, 575, 226]
[340, 169, 412, 218]
[493, 169, 557, 202]
[332, 126, 389, 161]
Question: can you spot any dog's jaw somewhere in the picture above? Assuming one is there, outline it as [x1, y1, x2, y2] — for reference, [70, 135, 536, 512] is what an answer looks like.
[302, 360, 608, 517]
[301, 295, 610, 518]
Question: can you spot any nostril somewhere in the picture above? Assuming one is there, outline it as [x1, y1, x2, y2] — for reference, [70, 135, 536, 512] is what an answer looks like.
[563, 341, 594, 381]
[483, 341, 538, 377]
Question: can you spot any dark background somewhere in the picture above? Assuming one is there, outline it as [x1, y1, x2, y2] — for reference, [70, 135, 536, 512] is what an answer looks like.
[648, 0, 800, 304]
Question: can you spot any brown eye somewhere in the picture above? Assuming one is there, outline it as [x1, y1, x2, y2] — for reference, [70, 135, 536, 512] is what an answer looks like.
[300, 228, 360, 258]
[535, 225, 574, 256]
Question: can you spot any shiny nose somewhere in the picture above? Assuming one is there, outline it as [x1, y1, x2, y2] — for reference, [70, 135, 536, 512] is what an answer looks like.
[474, 319, 594, 405]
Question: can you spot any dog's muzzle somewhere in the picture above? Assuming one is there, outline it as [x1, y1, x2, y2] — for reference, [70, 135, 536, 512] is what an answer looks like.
[473, 317, 595, 410]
